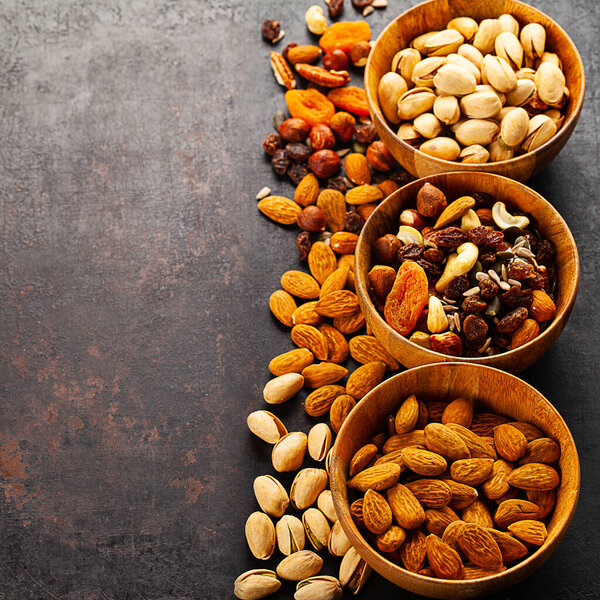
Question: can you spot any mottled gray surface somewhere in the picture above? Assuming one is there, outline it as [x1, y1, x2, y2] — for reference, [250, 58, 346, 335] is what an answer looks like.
[0, 0, 597, 598]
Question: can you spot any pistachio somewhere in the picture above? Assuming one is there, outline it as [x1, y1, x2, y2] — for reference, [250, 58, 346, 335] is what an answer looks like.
[397, 122, 421, 145]
[427, 296, 449, 333]
[424, 29, 464, 56]
[459, 90, 502, 118]
[254, 475, 290, 517]
[378, 72, 408, 123]
[276, 515, 305, 556]
[316, 490, 336, 522]
[397, 87, 436, 120]
[505, 78, 536, 106]
[339, 547, 372, 593]
[498, 13, 520, 36]
[295, 576, 342, 600]
[291, 468, 329, 509]
[277, 550, 324, 581]
[534, 62, 566, 106]
[411, 31, 441, 54]
[521, 114, 557, 152]
[446, 53, 481, 83]
[499, 107, 529, 148]
[460, 144, 490, 164]
[492, 201, 530, 230]
[458, 43, 484, 69]
[482, 55, 517, 93]
[436, 242, 479, 292]
[520, 23, 546, 59]
[544, 108, 565, 128]
[433, 95, 460, 125]
[453, 118, 499, 146]
[272, 431, 308, 472]
[247, 410, 288, 444]
[447, 17, 478, 42]
[475, 84, 506, 105]
[413, 112, 442, 139]
[397, 225, 424, 246]
[516, 67, 536, 81]
[328, 520, 352, 556]
[419, 137, 461, 161]
[246, 512, 276, 560]
[495, 31, 523, 70]
[411, 56, 446, 87]
[488, 139, 514, 162]
[302, 507, 331, 550]
[538, 51, 562, 69]
[392, 48, 421, 84]
[307, 423, 331, 461]
[234, 569, 281, 600]
[460, 208, 483, 231]
[263, 373, 304, 404]
[433, 63, 477, 96]
[472, 19, 502, 54]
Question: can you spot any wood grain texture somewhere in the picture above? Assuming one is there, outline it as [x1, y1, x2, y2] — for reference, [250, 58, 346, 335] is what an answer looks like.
[365, 0, 585, 182]
[330, 363, 580, 599]
[355, 171, 579, 373]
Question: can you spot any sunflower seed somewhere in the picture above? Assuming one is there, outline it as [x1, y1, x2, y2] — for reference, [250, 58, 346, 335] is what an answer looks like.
[463, 286, 481, 296]
[256, 186, 272, 200]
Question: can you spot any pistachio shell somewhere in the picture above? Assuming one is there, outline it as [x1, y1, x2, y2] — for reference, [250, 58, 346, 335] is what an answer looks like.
[538, 52, 562, 69]
[276, 515, 305, 556]
[482, 55, 517, 93]
[397, 122, 421, 144]
[534, 62, 566, 106]
[424, 29, 464, 56]
[247, 410, 288, 444]
[454, 119, 500, 146]
[498, 13, 520, 36]
[516, 67, 536, 81]
[291, 468, 328, 509]
[447, 17, 478, 42]
[433, 95, 461, 125]
[499, 107, 529, 148]
[544, 108, 564, 128]
[458, 43, 484, 69]
[488, 140, 514, 162]
[392, 48, 421, 84]
[295, 576, 342, 600]
[411, 56, 446, 87]
[413, 112, 442, 139]
[254, 475, 290, 517]
[505, 78, 536, 106]
[522, 114, 557, 152]
[302, 507, 331, 550]
[272, 431, 308, 472]
[378, 72, 408, 123]
[234, 570, 281, 600]
[317, 489, 337, 522]
[277, 550, 323, 582]
[411, 31, 441, 54]
[495, 106, 519, 122]
[307, 423, 332, 462]
[446, 53, 481, 83]
[339, 547, 372, 593]
[246, 512, 276, 560]
[521, 23, 546, 59]
[397, 87, 436, 120]
[460, 90, 502, 119]
[460, 144, 490, 164]
[433, 63, 477, 96]
[495, 31, 523, 70]
[473, 19, 502, 54]
[328, 520, 352, 556]
[419, 137, 461, 161]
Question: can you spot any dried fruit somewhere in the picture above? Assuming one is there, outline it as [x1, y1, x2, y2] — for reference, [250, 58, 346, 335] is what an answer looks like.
[327, 86, 370, 116]
[319, 21, 371, 53]
[285, 89, 336, 127]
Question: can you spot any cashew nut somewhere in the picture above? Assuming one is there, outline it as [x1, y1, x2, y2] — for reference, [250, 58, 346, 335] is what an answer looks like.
[397, 225, 424, 246]
[435, 242, 479, 292]
[492, 201, 530, 230]
[460, 209, 481, 233]
[427, 296, 449, 333]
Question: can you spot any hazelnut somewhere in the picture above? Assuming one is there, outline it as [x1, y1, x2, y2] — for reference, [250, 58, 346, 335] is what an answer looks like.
[279, 118, 311, 142]
[430, 331, 463, 356]
[368, 265, 396, 303]
[308, 149, 342, 179]
[329, 111, 356, 143]
[372, 234, 401, 265]
[297, 205, 326, 232]
[416, 182, 447, 218]
[323, 49, 349, 71]
[400, 208, 427, 231]
[366, 141, 395, 172]
[349, 41, 371, 67]
[309, 124, 336, 151]
[476, 208, 494, 226]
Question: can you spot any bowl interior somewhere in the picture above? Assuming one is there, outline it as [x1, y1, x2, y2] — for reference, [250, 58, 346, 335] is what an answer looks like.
[330, 363, 580, 598]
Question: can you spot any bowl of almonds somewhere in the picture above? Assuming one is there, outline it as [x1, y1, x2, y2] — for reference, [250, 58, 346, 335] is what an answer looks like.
[364, 0, 585, 181]
[329, 362, 580, 598]
[354, 170, 579, 373]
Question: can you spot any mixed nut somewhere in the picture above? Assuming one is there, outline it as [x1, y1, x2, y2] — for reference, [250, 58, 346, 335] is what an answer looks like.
[378, 15, 569, 162]
[368, 182, 557, 357]
[345, 394, 561, 580]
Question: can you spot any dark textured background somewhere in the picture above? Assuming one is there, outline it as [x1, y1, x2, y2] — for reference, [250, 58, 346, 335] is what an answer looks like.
[0, 1, 597, 598]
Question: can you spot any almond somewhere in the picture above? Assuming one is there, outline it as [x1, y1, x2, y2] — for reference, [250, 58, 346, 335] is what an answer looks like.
[330, 394, 356, 433]
[426, 401, 449, 423]
[304, 384, 346, 417]
[345, 184, 384, 205]
[526, 489, 556, 518]
[457, 522, 503, 569]
[461, 499, 493, 529]
[318, 323, 349, 363]
[377, 179, 399, 198]
[375, 449, 408, 469]
[348, 335, 399, 370]
[518, 437, 561, 465]
[387, 484, 426, 529]
[317, 189, 346, 233]
[294, 173, 320, 207]
[258, 195, 302, 224]
[301, 362, 348, 388]
[444, 479, 479, 511]
[308, 242, 338, 285]
[507, 421, 544, 442]
[470, 412, 509, 436]
[377, 525, 406, 553]
[441, 398, 473, 428]
[494, 499, 541, 529]
[319, 266, 349, 298]
[349, 444, 379, 477]
[424, 423, 471, 460]
[330, 231, 359, 254]
[507, 463, 560, 490]
[291, 324, 329, 360]
[463, 565, 506, 579]
[344, 153, 372, 185]
[394, 394, 420, 434]
[511, 318, 540, 348]
[402, 447, 447, 477]
[287, 44, 323, 65]
[269, 290, 298, 327]
[346, 361, 386, 400]
[487, 528, 528, 562]
[405, 479, 452, 509]
[399, 530, 427, 572]
[356, 203, 377, 220]
[446, 423, 497, 459]
[281, 270, 321, 299]
[382, 430, 425, 454]
[363, 489, 393, 534]
[482, 459, 513, 500]
[424, 506, 460, 536]
[450, 458, 494, 486]
[441, 520, 467, 551]
[494, 423, 528, 461]
[508, 520, 547, 545]
[315, 290, 359, 317]
[529, 289, 557, 322]
[292, 301, 324, 326]
[333, 310, 366, 335]
[269, 348, 314, 376]
[416, 400, 429, 430]
[433, 195, 476, 229]
[426, 534, 464, 580]
[348, 463, 402, 492]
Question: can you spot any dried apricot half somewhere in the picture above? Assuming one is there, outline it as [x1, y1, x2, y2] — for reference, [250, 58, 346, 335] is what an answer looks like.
[319, 21, 371, 53]
[327, 86, 370, 117]
[285, 89, 336, 127]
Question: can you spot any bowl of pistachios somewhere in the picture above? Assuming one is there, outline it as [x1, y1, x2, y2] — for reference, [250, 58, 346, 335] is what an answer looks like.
[364, 0, 585, 182]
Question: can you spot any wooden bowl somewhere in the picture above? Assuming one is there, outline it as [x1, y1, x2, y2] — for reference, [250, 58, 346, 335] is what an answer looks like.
[355, 171, 579, 373]
[330, 363, 580, 599]
[365, 0, 585, 182]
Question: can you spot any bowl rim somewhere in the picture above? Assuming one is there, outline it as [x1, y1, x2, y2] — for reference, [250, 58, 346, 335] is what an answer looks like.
[354, 170, 580, 363]
[330, 362, 581, 589]
[364, 0, 586, 168]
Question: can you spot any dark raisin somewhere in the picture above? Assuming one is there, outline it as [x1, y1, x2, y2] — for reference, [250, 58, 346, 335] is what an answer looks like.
[296, 231, 311, 262]
[328, 0, 344, 18]
[463, 314, 488, 343]
[423, 248, 445, 263]
[355, 122, 377, 144]
[261, 19, 281, 42]
[468, 226, 504, 248]
[524, 232, 539, 250]
[507, 259, 535, 280]
[286, 142, 311, 162]
[326, 176, 347, 193]
[271, 148, 290, 175]
[390, 169, 415, 187]
[398, 243, 423, 261]
[287, 162, 309, 185]
[494, 331, 512, 348]
[536, 239, 554, 264]
[344, 210, 365, 234]
[445, 275, 469, 300]
[500, 286, 533, 309]
[263, 133, 283, 156]
[281, 42, 297, 61]
[528, 269, 550, 291]
[497, 307, 528, 333]
[426, 226, 468, 248]
[462, 295, 487, 314]
[479, 277, 499, 300]
[472, 192, 496, 208]
[480, 253, 497, 269]
[417, 259, 442, 280]
[352, 0, 373, 7]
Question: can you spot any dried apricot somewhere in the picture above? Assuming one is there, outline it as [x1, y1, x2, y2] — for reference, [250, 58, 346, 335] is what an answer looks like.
[327, 86, 370, 116]
[319, 21, 371, 53]
[285, 89, 336, 127]
[384, 261, 429, 336]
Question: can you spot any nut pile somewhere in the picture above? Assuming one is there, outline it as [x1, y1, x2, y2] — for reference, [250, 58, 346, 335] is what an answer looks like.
[378, 15, 568, 162]
[368, 182, 557, 357]
[346, 395, 561, 580]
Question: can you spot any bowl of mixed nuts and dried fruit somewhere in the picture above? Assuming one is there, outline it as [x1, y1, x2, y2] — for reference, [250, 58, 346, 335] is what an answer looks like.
[364, 0, 585, 182]
[354, 171, 579, 373]
[329, 362, 580, 599]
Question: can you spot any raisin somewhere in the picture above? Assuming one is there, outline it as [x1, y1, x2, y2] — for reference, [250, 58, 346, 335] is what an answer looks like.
[344, 210, 365, 234]
[478, 277, 499, 300]
[524, 232, 539, 251]
[472, 192, 496, 208]
[261, 19, 281, 42]
[286, 142, 311, 162]
[462, 295, 487, 314]
[296, 231, 311, 262]
[287, 162, 309, 185]
[468, 226, 504, 248]
[463, 314, 488, 343]
[423, 248, 444, 264]
[271, 148, 290, 175]
[479, 253, 497, 269]
[426, 227, 468, 248]
[494, 331, 512, 348]
[398, 243, 423, 262]
[263, 133, 283, 156]
[445, 275, 469, 300]
[507, 260, 535, 280]
[497, 307, 528, 333]
[390, 169, 415, 187]
[417, 259, 442, 279]
[500, 286, 533, 309]
[352, 0, 373, 7]
[326, 176, 347, 193]
[536, 239, 554, 264]
[281, 42, 297, 61]
[528, 269, 550, 291]
[355, 122, 377, 143]
[328, 0, 344, 18]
